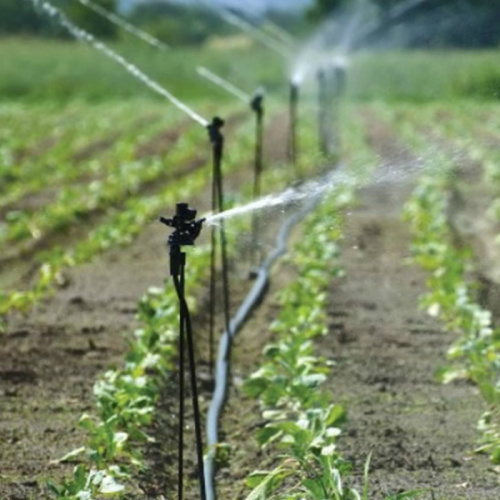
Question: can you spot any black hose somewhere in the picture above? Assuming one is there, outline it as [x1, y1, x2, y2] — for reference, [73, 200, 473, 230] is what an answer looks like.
[203, 193, 324, 500]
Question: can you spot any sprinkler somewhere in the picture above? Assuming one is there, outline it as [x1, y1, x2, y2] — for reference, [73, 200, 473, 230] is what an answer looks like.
[288, 80, 300, 171]
[250, 89, 265, 268]
[327, 60, 347, 158]
[196, 65, 267, 270]
[317, 68, 329, 156]
[207, 118, 232, 374]
[160, 203, 206, 500]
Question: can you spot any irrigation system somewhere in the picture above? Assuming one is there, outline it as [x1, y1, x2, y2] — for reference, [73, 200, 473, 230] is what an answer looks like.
[206, 117, 232, 382]
[33, 1, 209, 127]
[288, 79, 300, 167]
[196, 66, 266, 266]
[160, 203, 206, 500]
[25, 0, 360, 498]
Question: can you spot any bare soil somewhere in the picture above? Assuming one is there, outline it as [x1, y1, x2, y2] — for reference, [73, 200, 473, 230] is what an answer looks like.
[2, 106, 500, 500]
[0, 111, 266, 499]
[318, 115, 499, 499]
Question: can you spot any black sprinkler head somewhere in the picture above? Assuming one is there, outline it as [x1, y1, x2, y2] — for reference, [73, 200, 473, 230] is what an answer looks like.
[160, 203, 205, 249]
[207, 116, 225, 145]
[250, 92, 264, 113]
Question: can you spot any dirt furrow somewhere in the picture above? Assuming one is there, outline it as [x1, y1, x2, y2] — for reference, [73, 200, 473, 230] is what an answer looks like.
[318, 123, 498, 498]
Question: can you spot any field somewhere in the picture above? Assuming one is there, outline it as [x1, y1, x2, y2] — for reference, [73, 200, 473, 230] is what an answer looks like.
[2, 36, 500, 500]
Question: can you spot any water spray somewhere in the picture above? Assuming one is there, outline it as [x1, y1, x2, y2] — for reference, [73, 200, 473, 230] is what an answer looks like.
[160, 203, 206, 500]
[206, 117, 232, 378]
[197, 0, 292, 60]
[75, 0, 169, 51]
[197, 65, 267, 266]
[196, 66, 250, 105]
[33, 0, 208, 127]
[352, 0, 434, 49]
[260, 19, 297, 49]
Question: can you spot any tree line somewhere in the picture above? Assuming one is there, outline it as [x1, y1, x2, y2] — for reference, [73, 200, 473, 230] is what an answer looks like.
[1, 0, 500, 48]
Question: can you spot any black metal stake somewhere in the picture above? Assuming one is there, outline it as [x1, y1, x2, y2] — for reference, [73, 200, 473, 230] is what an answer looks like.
[317, 68, 328, 156]
[250, 90, 264, 267]
[328, 64, 347, 158]
[288, 81, 299, 172]
[177, 264, 185, 500]
[160, 204, 206, 500]
[207, 117, 232, 367]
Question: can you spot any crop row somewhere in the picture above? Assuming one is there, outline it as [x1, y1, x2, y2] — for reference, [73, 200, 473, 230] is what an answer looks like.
[0, 114, 188, 250]
[239, 107, 425, 499]
[0, 105, 244, 326]
[43, 102, 330, 498]
[378, 105, 500, 465]
[0, 102, 152, 196]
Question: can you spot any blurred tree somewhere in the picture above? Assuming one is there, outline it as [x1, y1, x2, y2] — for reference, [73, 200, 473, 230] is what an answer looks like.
[127, 2, 231, 46]
[0, 0, 118, 39]
[0, 0, 49, 35]
[60, 0, 119, 39]
[307, 0, 500, 48]
[307, 0, 347, 21]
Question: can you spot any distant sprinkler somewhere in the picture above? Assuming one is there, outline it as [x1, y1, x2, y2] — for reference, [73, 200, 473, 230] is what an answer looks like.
[250, 88, 265, 269]
[196, 65, 267, 267]
[317, 68, 329, 156]
[206, 117, 232, 379]
[288, 78, 301, 170]
[160, 202, 206, 500]
[196, 66, 250, 104]
[331, 57, 348, 97]
[326, 58, 348, 157]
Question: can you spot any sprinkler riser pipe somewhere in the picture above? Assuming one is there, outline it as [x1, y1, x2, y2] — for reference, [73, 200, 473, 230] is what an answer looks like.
[251, 93, 265, 266]
[326, 64, 347, 157]
[288, 81, 299, 168]
[161, 204, 206, 500]
[317, 69, 329, 156]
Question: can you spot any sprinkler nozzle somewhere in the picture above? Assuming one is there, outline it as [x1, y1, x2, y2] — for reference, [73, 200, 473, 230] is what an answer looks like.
[207, 116, 225, 145]
[250, 89, 264, 113]
[160, 202, 205, 249]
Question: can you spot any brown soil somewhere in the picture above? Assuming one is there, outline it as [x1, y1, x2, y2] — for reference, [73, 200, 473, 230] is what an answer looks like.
[316, 114, 499, 499]
[321, 181, 498, 499]
[0, 110, 265, 499]
[3, 104, 499, 500]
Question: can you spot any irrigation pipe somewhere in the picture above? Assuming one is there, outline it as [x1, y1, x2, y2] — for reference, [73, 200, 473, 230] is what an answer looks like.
[203, 172, 333, 499]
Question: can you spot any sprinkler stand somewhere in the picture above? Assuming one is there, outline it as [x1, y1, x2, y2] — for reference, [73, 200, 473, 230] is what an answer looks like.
[207, 117, 232, 370]
[317, 68, 329, 156]
[160, 203, 206, 500]
[328, 62, 347, 158]
[288, 80, 299, 171]
[250, 90, 265, 268]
